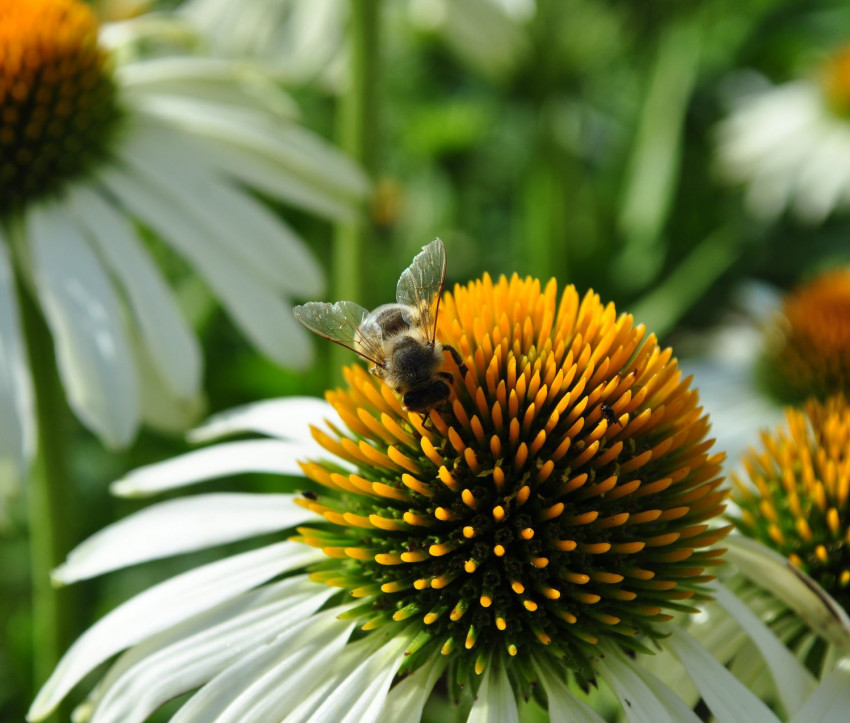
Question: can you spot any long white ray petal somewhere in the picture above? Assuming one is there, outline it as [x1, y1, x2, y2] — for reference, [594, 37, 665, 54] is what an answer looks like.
[174, 609, 355, 723]
[117, 120, 324, 297]
[664, 626, 779, 723]
[710, 581, 817, 716]
[27, 204, 138, 447]
[789, 662, 850, 723]
[725, 535, 850, 652]
[380, 654, 447, 723]
[188, 397, 341, 443]
[67, 185, 201, 400]
[467, 663, 519, 723]
[89, 578, 335, 723]
[99, 164, 311, 368]
[53, 493, 317, 584]
[27, 541, 323, 721]
[0, 230, 34, 489]
[116, 56, 298, 118]
[532, 659, 605, 723]
[132, 101, 368, 201]
[110, 439, 316, 498]
[596, 645, 699, 723]
[200, 138, 358, 220]
[286, 633, 409, 723]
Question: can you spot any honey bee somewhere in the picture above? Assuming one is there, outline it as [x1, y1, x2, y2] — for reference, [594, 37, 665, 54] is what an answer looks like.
[293, 238, 467, 412]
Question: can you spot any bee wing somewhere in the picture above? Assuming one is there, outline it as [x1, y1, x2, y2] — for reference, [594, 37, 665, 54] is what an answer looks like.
[396, 238, 447, 343]
[293, 301, 386, 366]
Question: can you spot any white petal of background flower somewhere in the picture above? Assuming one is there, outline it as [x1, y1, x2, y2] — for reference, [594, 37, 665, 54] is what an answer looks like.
[27, 203, 138, 447]
[789, 661, 850, 723]
[110, 439, 322, 497]
[67, 184, 201, 400]
[174, 608, 355, 723]
[28, 541, 324, 721]
[0, 231, 35, 493]
[532, 658, 606, 723]
[380, 654, 447, 723]
[664, 626, 779, 723]
[84, 578, 335, 723]
[116, 56, 300, 119]
[188, 397, 342, 444]
[725, 535, 850, 653]
[710, 582, 817, 717]
[116, 117, 324, 297]
[467, 662, 519, 723]
[100, 164, 313, 368]
[53, 493, 318, 584]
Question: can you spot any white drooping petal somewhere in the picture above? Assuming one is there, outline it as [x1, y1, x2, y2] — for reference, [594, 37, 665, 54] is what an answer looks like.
[117, 119, 324, 297]
[53, 493, 317, 584]
[789, 661, 850, 723]
[174, 609, 355, 723]
[710, 581, 817, 717]
[87, 577, 335, 723]
[26, 203, 138, 447]
[188, 397, 341, 443]
[286, 632, 409, 723]
[101, 164, 313, 368]
[380, 654, 447, 723]
[110, 439, 315, 498]
[664, 626, 779, 723]
[0, 231, 34, 492]
[725, 535, 850, 653]
[131, 98, 368, 204]
[67, 185, 201, 400]
[467, 663, 519, 723]
[596, 644, 699, 723]
[532, 658, 605, 723]
[116, 56, 299, 119]
[201, 139, 359, 220]
[28, 541, 323, 722]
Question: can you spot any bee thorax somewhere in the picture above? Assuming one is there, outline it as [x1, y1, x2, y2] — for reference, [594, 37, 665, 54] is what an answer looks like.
[386, 335, 442, 388]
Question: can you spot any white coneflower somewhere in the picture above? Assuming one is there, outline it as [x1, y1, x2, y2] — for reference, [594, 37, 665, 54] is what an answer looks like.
[0, 0, 368, 490]
[30, 274, 840, 722]
[717, 45, 850, 224]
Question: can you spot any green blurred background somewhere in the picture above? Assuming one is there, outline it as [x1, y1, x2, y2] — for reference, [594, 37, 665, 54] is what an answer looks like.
[5, 0, 850, 719]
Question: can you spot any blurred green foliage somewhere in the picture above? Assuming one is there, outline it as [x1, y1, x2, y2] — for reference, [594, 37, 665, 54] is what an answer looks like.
[5, 0, 850, 720]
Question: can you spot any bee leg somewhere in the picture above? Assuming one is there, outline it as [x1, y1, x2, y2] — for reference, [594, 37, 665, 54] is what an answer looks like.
[442, 345, 468, 376]
[369, 364, 386, 379]
[437, 372, 454, 383]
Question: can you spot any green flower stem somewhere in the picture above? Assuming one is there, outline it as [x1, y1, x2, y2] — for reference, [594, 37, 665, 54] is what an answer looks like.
[13, 225, 75, 710]
[331, 0, 381, 379]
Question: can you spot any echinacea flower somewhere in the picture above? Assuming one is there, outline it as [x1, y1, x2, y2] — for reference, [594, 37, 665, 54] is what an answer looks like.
[28, 273, 806, 723]
[726, 395, 850, 665]
[0, 0, 367, 490]
[684, 270, 850, 469]
[717, 44, 850, 224]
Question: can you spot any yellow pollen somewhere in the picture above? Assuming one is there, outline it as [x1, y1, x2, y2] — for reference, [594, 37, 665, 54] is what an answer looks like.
[517, 485, 531, 505]
[462, 526, 476, 538]
[507, 643, 518, 656]
[511, 581, 525, 594]
[461, 489, 478, 509]
[480, 595, 492, 607]
[496, 617, 507, 631]
[523, 600, 538, 612]
[531, 557, 549, 568]
[464, 559, 478, 573]
[493, 544, 506, 557]
[520, 528, 535, 540]
[492, 505, 505, 522]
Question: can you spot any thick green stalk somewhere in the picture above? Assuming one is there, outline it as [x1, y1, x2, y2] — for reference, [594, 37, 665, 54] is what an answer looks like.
[331, 0, 381, 378]
[12, 222, 74, 710]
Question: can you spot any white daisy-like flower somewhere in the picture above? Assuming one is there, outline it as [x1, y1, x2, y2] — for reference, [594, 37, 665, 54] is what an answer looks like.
[717, 46, 850, 224]
[29, 274, 848, 722]
[0, 0, 368, 492]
